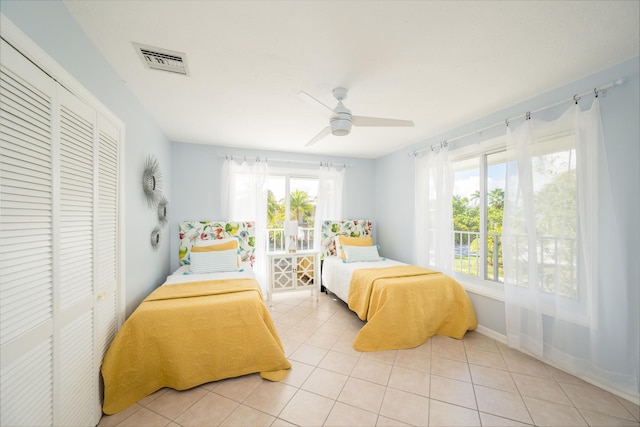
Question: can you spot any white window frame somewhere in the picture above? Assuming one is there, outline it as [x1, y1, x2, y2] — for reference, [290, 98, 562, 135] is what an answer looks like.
[449, 136, 507, 301]
[267, 167, 320, 252]
[268, 167, 320, 222]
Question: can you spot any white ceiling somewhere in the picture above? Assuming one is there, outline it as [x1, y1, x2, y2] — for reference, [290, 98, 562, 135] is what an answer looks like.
[64, 1, 639, 159]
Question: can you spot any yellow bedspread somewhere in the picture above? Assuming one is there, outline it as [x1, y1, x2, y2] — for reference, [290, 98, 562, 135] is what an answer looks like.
[348, 265, 478, 351]
[101, 278, 291, 414]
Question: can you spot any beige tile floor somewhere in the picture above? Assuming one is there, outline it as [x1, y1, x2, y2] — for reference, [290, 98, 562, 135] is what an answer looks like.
[99, 291, 640, 427]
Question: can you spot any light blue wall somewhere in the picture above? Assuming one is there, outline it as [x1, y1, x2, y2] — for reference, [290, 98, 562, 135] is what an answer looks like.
[375, 57, 640, 336]
[1, 1, 173, 316]
[373, 150, 415, 263]
[169, 142, 376, 271]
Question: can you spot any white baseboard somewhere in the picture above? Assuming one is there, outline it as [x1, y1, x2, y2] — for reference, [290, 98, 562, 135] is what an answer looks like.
[474, 324, 507, 344]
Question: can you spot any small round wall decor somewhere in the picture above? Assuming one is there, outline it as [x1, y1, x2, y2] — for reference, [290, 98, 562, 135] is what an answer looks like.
[157, 196, 169, 225]
[150, 226, 160, 249]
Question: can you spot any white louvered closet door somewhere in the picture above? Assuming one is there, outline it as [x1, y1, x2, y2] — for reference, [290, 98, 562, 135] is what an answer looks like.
[94, 114, 120, 421]
[0, 37, 58, 427]
[57, 87, 97, 426]
[0, 37, 121, 427]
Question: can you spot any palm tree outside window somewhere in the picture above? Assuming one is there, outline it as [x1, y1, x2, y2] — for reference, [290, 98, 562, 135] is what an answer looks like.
[452, 150, 506, 282]
[266, 175, 318, 252]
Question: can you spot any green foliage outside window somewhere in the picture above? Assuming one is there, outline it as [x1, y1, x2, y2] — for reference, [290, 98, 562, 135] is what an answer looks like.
[267, 189, 316, 229]
[453, 188, 504, 279]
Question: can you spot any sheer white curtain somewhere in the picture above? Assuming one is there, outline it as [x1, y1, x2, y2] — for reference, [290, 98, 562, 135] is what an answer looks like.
[313, 164, 345, 252]
[414, 146, 454, 274]
[221, 158, 269, 292]
[503, 99, 638, 400]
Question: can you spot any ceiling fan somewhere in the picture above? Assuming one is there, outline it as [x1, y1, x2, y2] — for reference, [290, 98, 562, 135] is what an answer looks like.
[298, 87, 414, 146]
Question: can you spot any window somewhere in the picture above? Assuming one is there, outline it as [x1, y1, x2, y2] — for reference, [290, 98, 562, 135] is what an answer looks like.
[266, 174, 319, 251]
[452, 148, 507, 284]
[505, 132, 578, 299]
[450, 131, 579, 302]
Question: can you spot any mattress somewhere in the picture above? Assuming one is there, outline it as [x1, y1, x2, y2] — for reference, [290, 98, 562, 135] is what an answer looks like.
[321, 255, 405, 302]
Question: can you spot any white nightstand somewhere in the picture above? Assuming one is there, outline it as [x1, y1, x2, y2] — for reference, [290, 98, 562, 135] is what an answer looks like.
[267, 251, 320, 305]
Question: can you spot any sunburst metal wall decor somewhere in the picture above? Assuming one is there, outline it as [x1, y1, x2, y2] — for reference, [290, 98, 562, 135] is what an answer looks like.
[144, 155, 169, 248]
[142, 155, 163, 207]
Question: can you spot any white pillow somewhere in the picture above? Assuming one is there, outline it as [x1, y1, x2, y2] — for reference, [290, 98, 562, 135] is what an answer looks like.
[342, 245, 381, 263]
[194, 237, 236, 247]
[190, 249, 239, 273]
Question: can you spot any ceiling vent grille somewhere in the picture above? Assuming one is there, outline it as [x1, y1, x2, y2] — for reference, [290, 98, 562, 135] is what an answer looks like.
[133, 43, 189, 76]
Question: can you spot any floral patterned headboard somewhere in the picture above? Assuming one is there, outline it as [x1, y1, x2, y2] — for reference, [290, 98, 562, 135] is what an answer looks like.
[320, 219, 373, 260]
[179, 221, 256, 266]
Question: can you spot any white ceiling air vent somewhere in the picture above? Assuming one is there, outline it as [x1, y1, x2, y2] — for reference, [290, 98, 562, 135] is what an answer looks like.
[133, 43, 189, 76]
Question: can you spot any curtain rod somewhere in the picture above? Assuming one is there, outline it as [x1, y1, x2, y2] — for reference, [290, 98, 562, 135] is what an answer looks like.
[408, 78, 624, 156]
[218, 154, 350, 168]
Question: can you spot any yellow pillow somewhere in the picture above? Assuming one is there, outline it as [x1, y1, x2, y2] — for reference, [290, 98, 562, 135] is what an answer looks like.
[191, 240, 239, 265]
[191, 239, 238, 252]
[337, 236, 373, 259]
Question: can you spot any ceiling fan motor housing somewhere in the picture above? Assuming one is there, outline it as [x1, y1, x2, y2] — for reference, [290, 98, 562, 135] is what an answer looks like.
[330, 100, 352, 136]
[330, 114, 352, 136]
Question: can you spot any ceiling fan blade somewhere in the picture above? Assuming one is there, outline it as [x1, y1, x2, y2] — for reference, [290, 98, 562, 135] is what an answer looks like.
[298, 90, 335, 115]
[352, 116, 414, 127]
[305, 126, 331, 146]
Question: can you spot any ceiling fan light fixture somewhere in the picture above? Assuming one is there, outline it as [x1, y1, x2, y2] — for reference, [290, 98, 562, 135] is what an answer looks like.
[330, 117, 352, 136]
[300, 87, 413, 145]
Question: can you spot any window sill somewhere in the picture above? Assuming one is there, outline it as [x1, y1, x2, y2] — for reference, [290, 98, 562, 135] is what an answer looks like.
[454, 274, 505, 302]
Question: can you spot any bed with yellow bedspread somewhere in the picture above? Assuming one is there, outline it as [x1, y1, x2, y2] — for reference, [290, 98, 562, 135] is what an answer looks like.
[347, 265, 478, 351]
[101, 278, 291, 415]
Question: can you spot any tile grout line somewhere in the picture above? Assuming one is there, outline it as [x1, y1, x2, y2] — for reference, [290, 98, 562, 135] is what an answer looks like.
[465, 342, 483, 427]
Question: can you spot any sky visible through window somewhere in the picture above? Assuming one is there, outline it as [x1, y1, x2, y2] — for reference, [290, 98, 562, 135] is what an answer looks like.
[267, 176, 318, 201]
[454, 163, 507, 200]
[454, 149, 575, 200]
